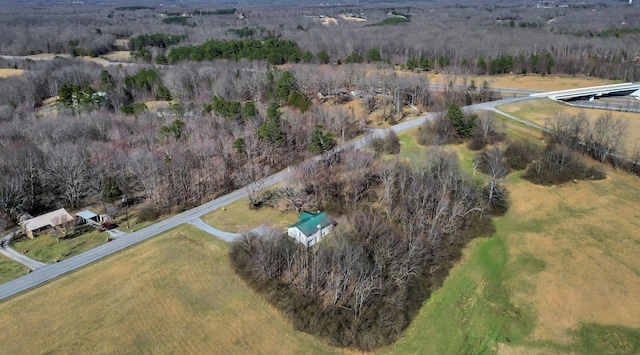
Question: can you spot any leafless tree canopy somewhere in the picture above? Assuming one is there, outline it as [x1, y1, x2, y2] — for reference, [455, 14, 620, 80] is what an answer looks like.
[230, 149, 494, 350]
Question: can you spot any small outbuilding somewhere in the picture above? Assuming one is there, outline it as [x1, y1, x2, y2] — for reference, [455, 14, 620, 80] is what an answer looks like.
[76, 210, 101, 224]
[21, 208, 75, 239]
[287, 211, 336, 247]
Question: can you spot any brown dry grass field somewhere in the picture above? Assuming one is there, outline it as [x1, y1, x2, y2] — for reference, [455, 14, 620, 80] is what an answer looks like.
[503, 168, 640, 348]
[101, 50, 131, 61]
[498, 99, 640, 153]
[321, 17, 339, 26]
[0, 225, 341, 354]
[0, 68, 25, 78]
[339, 15, 367, 22]
[425, 72, 617, 91]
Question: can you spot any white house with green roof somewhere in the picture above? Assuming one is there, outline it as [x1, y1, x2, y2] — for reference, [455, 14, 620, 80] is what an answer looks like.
[287, 211, 335, 247]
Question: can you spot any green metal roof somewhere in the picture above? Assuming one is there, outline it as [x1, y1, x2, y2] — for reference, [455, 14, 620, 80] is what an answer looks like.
[289, 211, 334, 237]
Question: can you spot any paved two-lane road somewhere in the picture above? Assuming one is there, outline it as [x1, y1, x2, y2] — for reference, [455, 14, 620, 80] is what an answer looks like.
[0, 95, 537, 301]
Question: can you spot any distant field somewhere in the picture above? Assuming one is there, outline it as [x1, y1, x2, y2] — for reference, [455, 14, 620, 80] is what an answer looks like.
[426, 73, 616, 91]
[102, 50, 131, 61]
[321, 17, 338, 26]
[497, 99, 640, 153]
[0, 225, 340, 354]
[0, 68, 24, 78]
[383, 130, 640, 354]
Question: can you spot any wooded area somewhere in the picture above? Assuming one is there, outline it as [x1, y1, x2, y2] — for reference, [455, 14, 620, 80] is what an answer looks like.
[0, 0, 637, 349]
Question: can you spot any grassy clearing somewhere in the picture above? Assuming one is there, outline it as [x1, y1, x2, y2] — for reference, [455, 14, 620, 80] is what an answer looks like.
[0, 68, 25, 78]
[0, 256, 29, 283]
[101, 50, 131, 61]
[398, 129, 427, 159]
[398, 128, 484, 179]
[426, 73, 616, 91]
[10, 226, 107, 263]
[0, 225, 340, 354]
[202, 197, 299, 233]
[497, 99, 640, 153]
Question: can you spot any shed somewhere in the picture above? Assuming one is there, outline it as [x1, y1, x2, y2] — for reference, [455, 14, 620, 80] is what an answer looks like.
[21, 208, 74, 239]
[76, 210, 101, 224]
[287, 211, 336, 247]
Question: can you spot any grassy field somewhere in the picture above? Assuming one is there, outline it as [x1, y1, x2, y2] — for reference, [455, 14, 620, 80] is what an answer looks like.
[383, 133, 640, 353]
[202, 197, 299, 233]
[10, 226, 107, 264]
[0, 225, 341, 354]
[426, 73, 616, 91]
[0, 256, 29, 283]
[497, 99, 640, 153]
[0, 68, 25, 78]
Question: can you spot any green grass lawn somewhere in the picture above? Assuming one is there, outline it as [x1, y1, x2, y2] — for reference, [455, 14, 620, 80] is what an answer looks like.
[0, 256, 29, 283]
[398, 129, 481, 179]
[10, 226, 108, 264]
[202, 197, 299, 233]
[398, 129, 427, 160]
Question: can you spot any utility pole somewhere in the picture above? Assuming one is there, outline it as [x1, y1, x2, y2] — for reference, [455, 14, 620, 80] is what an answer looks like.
[122, 195, 130, 230]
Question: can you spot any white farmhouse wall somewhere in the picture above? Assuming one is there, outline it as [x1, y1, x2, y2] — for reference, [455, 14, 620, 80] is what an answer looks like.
[287, 224, 334, 247]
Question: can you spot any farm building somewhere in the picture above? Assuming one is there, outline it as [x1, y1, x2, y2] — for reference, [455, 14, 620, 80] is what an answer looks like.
[287, 211, 336, 247]
[20, 208, 75, 239]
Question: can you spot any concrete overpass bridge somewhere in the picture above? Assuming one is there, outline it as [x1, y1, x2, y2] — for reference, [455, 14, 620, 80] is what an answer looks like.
[531, 82, 640, 102]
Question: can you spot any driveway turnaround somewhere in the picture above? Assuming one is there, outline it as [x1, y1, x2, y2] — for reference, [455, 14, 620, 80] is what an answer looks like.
[0, 94, 539, 301]
[188, 218, 239, 242]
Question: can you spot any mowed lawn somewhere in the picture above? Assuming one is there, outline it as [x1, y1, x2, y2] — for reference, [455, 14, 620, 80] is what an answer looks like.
[0, 225, 340, 354]
[497, 99, 640, 153]
[383, 132, 640, 354]
[10, 227, 108, 264]
[202, 197, 299, 233]
[0, 257, 28, 284]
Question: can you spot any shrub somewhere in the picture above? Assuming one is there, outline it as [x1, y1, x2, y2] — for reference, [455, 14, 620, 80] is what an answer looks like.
[419, 116, 457, 146]
[373, 131, 401, 155]
[482, 183, 510, 216]
[523, 145, 606, 185]
[504, 140, 540, 170]
[136, 205, 160, 222]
